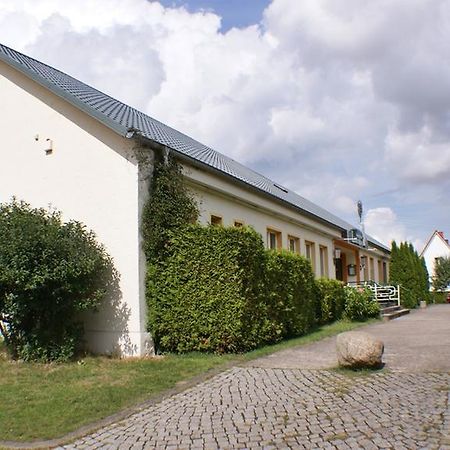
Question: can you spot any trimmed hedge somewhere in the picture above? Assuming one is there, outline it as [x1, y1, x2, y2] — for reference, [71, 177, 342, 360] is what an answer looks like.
[147, 223, 382, 354]
[315, 279, 346, 325]
[147, 225, 278, 353]
[265, 250, 316, 338]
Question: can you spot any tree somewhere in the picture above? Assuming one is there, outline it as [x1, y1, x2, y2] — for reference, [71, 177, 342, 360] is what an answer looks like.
[433, 256, 450, 291]
[389, 240, 429, 308]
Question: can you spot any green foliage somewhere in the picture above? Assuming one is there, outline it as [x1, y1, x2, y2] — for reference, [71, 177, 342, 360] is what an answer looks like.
[0, 200, 114, 362]
[142, 156, 199, 261]
[265, 250, 316, 338]
[433, 256, 450, 291]
[147, 225, 278, 353]
[431, 291, 448, 304]
[344, 287, 380, 321]
[142, 155, 382, 353]
[389, 240, 429, 308]
[315, 278, 346, 325]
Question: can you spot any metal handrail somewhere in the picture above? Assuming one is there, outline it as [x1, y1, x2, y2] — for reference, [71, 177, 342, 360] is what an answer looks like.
[347, 282, 401, 306]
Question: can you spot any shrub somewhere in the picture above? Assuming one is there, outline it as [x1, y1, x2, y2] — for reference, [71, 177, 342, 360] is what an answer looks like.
[0, 200, 114, 362]
[265, 250, 316, 338]
[344, 287, 380, 321]
[431, 291, 447, 304]
[315, 278, 346, 325]
[147, 225, 278, 353]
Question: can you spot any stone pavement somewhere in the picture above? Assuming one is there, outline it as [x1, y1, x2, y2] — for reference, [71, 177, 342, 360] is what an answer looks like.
[255, 304, 450, 372]
[62, 305, 450, 449]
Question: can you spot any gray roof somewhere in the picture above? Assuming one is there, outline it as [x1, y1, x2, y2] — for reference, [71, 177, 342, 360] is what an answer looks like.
[0, 43, 388, 251]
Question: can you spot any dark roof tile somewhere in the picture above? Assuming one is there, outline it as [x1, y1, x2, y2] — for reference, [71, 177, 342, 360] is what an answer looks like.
[0, 42, 388, 250]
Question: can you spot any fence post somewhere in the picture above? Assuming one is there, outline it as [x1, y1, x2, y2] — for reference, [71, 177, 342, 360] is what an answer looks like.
[397, 285, 401, 306]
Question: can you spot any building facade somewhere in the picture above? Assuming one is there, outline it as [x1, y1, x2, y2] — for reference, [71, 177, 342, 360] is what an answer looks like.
[420, 231, 450, 290]
[0, 43, 390, 357]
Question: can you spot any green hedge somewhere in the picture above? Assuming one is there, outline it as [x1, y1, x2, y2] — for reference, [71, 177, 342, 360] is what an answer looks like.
[315, 279, 346, 325]
[431, 292, 447, 304]
[344, 286, 380, 321]
[265, 250, 316, 338]
[147, 225, 278, 353]
[147, 223, 381, 354]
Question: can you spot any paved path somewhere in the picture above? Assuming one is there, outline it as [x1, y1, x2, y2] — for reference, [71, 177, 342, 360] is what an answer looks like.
[254, 305, 450, 372]
[62, 305, 450, 449]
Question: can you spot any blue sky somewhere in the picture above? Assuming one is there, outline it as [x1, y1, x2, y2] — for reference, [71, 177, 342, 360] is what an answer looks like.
[0, 0, 449, 249]
[158, 0, 270, 30]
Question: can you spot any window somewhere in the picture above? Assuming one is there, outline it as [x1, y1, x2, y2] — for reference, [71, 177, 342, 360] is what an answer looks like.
[267, 228, 282, 250]
[288, 235, 300, 253]
[382, 261, 387, 283]
[319, 245, 329, 277]
[377, 259, 383, 283]
[369, 257, 375, 281]
[305, 241, 315, 271]
[234, 220, 244, 227]
[210, 215, 222, 226]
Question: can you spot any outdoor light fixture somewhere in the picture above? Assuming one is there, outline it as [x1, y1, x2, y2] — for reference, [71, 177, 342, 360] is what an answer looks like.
[44, 138, 53, 155]
[334, 249, 341, 259]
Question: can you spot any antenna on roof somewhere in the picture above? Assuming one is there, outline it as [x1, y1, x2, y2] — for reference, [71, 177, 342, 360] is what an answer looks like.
[357, 200, 367, 248]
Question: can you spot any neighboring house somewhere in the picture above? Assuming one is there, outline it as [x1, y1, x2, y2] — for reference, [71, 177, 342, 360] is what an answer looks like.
[420, 230, 450, 290]
[0, 43, 390, 357]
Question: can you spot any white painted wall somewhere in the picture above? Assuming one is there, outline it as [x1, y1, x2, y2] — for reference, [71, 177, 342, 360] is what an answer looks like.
[0, 61, 152, 356]
[183, 164, 390, 283]
[184, 164, 338, 278]
[421, 232, 450, 288]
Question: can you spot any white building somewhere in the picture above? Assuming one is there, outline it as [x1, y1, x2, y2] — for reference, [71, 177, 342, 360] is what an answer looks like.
[0, 43, 390, 356]
[420, 231, 450, 290]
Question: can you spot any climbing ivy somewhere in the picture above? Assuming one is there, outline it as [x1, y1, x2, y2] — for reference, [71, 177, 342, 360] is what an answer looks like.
[141, 154, 199, 262]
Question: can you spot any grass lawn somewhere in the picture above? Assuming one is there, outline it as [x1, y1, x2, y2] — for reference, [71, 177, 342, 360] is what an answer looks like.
[0, 319, 376, 442]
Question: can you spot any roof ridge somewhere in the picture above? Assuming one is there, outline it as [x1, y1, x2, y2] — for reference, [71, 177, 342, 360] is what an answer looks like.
[0, 42, 389, 251]
[0, 42, 120, 105]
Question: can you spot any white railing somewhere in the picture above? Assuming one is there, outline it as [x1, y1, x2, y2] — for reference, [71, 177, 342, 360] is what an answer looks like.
[347, 281, 401, 306]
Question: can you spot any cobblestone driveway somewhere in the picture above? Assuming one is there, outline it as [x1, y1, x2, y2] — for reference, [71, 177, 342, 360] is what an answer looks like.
[63, 367, 450, 450]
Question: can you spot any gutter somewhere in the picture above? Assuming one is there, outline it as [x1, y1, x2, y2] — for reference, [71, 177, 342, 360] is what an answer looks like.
[132, 133, 390, 253]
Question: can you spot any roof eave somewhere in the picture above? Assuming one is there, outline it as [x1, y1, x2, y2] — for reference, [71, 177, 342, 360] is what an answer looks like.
[135, 134, 389, 253]
[0, 51, 130, 138]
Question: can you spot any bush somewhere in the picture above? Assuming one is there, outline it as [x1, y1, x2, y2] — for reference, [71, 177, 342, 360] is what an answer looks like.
[147, 225, 278, 353]
[265, 250, 316, 338]
[315, 279, 346, 325]
[0, 200, 114, 362]
[344, 287, 380, 321]
[431, 291, 448, 304]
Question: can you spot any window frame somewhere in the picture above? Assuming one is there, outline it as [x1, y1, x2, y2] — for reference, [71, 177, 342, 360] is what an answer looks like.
[305, 240, 316, 272]
[266, 227, 282, 250]
[210, 214, 223, 227]
[319, 245, 329, 278]
[287, 235, 300, 254]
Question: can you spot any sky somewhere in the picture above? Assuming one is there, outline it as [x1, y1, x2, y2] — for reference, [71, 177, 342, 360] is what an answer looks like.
[0, 0, 449, 250]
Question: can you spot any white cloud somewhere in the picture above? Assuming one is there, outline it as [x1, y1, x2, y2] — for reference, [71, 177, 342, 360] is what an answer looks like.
[364, 207, 423, 250]
[1, 0, 449, 245]
[385, 125, 450, 183]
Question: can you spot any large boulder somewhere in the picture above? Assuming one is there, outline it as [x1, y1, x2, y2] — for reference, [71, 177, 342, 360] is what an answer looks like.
[336, 331, 384, 369]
